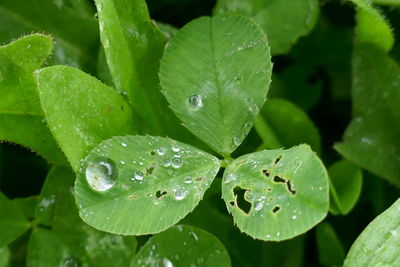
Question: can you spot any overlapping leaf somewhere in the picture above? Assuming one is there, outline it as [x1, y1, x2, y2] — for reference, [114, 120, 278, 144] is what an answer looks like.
[160, 15, 272, 157]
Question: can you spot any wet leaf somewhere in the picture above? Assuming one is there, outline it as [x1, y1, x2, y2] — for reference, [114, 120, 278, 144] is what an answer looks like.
[222, 144, 329, 241]
[335, 44, 400, 187]
[328, 159, 363, 215]
[75, 135, 220, 235]
[160, 15, 272, 157]
[34, 65, 137, 171]
[344, 198, 400, 266]
[132, 225, 231, 267]
[0, 35, 66, 165]
[214, 0, 319, 55]
[0, 192, 30, 247]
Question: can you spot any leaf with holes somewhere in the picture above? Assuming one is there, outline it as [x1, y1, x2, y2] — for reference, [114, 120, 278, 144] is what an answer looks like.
[131, 225, 231, 267]
[34, 65, 137, 171]
[213, 0, 319, 55]
[328, 159, 362, 215]
[343, 198, 400, 266]
[160, 15, 272, 157]
[335, 44, 400, 187]
[75, 135, 220, 235]
[222, 144, 329, 241]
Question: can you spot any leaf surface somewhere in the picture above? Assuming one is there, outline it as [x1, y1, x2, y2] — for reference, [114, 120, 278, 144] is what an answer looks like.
[160, 15, 272, 156]
[0, 35, 66, 165]
[316, 223, 345, 266]
[222, 145, 329, 241]
[0, 192, 30, 247]
[328, 159, 362, 215]
[131, 225, 231, 267]
[335, 44, 400, 187]
[35, 65, 136, 171]
[75, 135, 220, 235]
[214, 0, 319, 55]
[344, 198, 400, 266]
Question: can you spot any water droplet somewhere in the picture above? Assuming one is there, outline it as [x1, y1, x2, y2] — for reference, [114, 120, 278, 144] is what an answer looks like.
[131, 171, 144, 181]
[121, 142, 127, 147]
[62, 257, 80, 267]
[189, 231, 199, 241]
[224, 174, 237, 184]
[248, 104, 259, 115]
[361, 137, 372, 145]
[390, 229, 398, 236]
[162, 258, 173, 267]
[254, 201, 264, 211]
[292, 215, 297, 220]
[156, 147, 166, 155]
[232, 136, 241, 146]
[85, 159, 117, 191]
[173, 188, 187, 201]
[184, 177, 192, 184]
[188, 95, 203, 109]
[120, 160, 125, 165]
[164, 159, 171, 167]
[171, 157, 182, 168]
[172, 144, 181, 152]
[276, 232, 281, 237]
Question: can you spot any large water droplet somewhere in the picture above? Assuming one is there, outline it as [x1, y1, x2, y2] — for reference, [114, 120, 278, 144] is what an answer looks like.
[188, 95, 203, 109]
[254, 201, 264, 211]
[62, 257, 80, 267]
[162, 258, 173, 267]
[85, 159, 117, 191]
[156, 147, 166, 155]
[171, 157, 182, 168]
[173, 188, 187, 201]
[172, 144, 181, 152]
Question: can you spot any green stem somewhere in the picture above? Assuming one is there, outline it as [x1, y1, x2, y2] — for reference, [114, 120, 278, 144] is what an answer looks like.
[253, 115, 282, 150]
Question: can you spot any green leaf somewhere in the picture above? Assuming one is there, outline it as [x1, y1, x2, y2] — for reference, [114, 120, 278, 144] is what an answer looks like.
[350, 0, 394, 51]
[373, 0, 400, 5]
[75, 135, 220, 235]
[221, 144, 329, 241]
[0, 192, 30, 247]
[28, 166, 137, 267]
[95, 0, 186, 138]
[131, 225, 231, 267]
[0, 35, 67, 165]
[328, 159, 362, 215]
[35, 166, 75, 226]
[12, 196, 37, 220]
[0, 246, 10, 267]
[343, 198, 400, 266]
[213, 0, 319, 55]
[254, 98, 321, 154]
[0, 0, 99, 71]
[160, 15, 272, 157]
[316, 222, 345, 266]
[34, 65, 137, 171]
[334, 44, 400, 187]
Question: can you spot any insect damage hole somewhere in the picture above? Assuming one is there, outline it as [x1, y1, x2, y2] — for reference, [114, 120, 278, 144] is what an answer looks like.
[273, 175, 286, 183]
[233, 187, 252, 214]
[262, 169, 270, 177]
[272, 206, 281, 213]
[286, 180, 296, 195]
[274, 155, 283, 164]
[156, 190, 167, 199]
[146, 163, 156, 176]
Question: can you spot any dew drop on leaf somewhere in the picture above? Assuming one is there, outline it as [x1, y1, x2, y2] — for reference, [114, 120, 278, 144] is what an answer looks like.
[172, 144, 181, 152]
[188, 95, 203, 109]
[61, 257, 80, 267]
[156, 147, 166, 155]
[171, 157, 182, 168]
[132, 171, 144, 181]
[162, 258, 174, 267]
[173, 188, 187, 201]
[85, 159, 117, 191]
[233, 136, 241, 146]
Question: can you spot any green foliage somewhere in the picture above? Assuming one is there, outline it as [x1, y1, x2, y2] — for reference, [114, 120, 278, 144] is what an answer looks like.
[132, 225, 231, 266]
[160, 15, 272, 156]
[344, 198, 400, 266]
[0, 0, 399, 265]
[335, 44, 400, 187]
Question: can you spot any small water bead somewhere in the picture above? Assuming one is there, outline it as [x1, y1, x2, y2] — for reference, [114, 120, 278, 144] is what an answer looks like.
[248, 104, 259, 115]
[164, 159, 171, 167]
[131, 171, 144, 181]
[156, 147, 166, 156]
[188, 95, 203, 109]
[162, 258, 173, 267]
[120, 160, 125, 165]
[171, 157, 182, 168]
[224, 174, 237, 184]
[85, 159, 117, 191]
[62, 257, 80, 267]
[254, 201, 264, 211]
[121, 142, 127, 147]
[172, 144, 181, 152]
[173, 188, 187, 201]
[184, 177, 193, 184]
[292, 215, 297, 220]
[232, 136, 241, 146]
